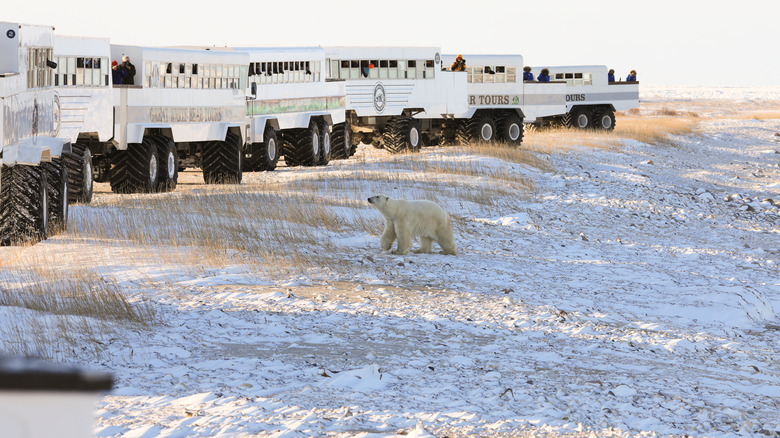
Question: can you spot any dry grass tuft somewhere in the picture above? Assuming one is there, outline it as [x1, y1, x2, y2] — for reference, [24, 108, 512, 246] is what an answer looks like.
[0, 258, 156, 360]
[615, 116, 698, 145]
[735, 112, 780, 120]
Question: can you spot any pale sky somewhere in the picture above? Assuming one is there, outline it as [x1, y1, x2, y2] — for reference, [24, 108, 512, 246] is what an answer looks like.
[6, 0, 779, 87]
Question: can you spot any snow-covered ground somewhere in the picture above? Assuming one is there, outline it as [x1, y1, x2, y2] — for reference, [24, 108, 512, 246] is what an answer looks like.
[2, 87, 780, 437]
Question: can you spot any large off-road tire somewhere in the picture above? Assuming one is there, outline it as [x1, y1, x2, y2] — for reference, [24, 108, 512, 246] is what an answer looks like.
[151, 135, 178, 192]
[110, 138, 159, 193]
[456, 114, 496, 145]
[318, 121, 332, 166]
[567, 108, 593, 129]
[497, 112, 524, 145]
[43, 159, 69, 233]
[287, 120, 321, 166]
[330, 121, 351, 160]
[348, 128, 360, 156]
[438, 120, 463, 146]
[1, 164, 49, 246]
[244, 126, 280, 172]
[384, 116, 422, 154]
[594, 108, 616, 131]
[202, 133, 243, 184]
[243, 126, 282, 172]
[63, 142, 93, 204]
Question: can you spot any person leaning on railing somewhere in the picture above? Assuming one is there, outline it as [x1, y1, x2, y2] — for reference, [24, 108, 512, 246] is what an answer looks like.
[523, 66, 534, 81]
[451, 55, 466, 72]
[537, 68, 550, 83]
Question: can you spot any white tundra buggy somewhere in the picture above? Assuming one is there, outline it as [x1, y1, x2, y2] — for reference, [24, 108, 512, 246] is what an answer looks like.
[324, 46, 467, 154]
[54, 38, 251, 197]
[441, 54, 567, 145]
[528, 64, 639, 130]
[1, 22, 70, 245]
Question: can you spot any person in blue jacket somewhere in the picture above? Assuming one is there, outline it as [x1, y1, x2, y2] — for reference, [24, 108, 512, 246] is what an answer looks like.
[111, 60, 126, 85]
[523, 66, 534, 81]
[626, 69, 637, 81]
[537, 68, 550, 83]
[608, 69, 615, 82]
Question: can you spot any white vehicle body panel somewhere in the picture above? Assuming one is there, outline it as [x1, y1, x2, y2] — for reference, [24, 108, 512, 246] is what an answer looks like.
[1, 22, 68, 167]
[442, 54, 567, 122]
[110, 45, 249, 149]
[323, 46, 467, 118]
[53, 34, 114, 143]
[234, 47, 346, 142]
[533, 65, 639, 112]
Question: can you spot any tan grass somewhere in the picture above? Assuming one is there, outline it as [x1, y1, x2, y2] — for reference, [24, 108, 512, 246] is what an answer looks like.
[734, 112, 780, 120]
[615, 116, 698, 144]
[0, 263, 155, 325]
[0, 257, 156, 360]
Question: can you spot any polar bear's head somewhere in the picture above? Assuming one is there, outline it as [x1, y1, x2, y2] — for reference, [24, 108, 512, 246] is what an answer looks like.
[367, 195, 390, 208]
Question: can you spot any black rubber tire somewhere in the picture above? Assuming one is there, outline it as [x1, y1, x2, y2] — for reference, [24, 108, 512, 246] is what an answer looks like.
[567, 108, 593, 129]
[289, 120, 320, 166]
[1, 164, 49, 246]
[318, 121, 332, 166]
[497, 113, 524, 145]
[202, 133, 243, 184]
[384, 116, 422, 154]
[348, 127, 360, 156]
[110, 138, 159, 193]
[43, 159, 69, 233]
[330, 121, 351, 160]
[455, 114, 495, 145]
[594, 108, 616, 131]
[153, 135, 178, 192]
[63, 143, 93, 204]
[244, 126, 280, 172]
[438, 120, 461, 146]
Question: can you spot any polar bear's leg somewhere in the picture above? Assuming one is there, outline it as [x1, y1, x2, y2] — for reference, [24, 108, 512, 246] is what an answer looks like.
[414, 237, 434, 254]
[380, 220, 396, 251]
[392, 222, 412, 255]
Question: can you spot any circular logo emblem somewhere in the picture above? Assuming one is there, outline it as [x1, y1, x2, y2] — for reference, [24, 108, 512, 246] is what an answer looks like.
[373, 83, 386, 113]
[53, 93, 61, 137]
[435, 53, 441, 65]
[6, 29, 16, 39]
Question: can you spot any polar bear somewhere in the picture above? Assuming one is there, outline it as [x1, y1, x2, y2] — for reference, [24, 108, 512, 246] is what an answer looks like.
[367, 195, 457, 255]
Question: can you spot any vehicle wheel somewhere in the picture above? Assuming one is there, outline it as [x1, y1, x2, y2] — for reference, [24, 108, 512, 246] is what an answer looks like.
[497, 112, 524, 145]
[348, 128, 360, 156]
[44, 159, 68, 233]
[318, 121, 332, 166]
[1, 164, 49, 246]
[330, 121, 351, 160]
[289, 120, 320, 166]
[63, 143, 93, 204]
[456, 114, 496, 144]
[594, 108, 616, 131]
[244, 126, 280, 172]
[110, 138, 159, 193]
[202, 133, 243, 184]
[567, 108, 593, 129]
[384, 116, 422, 154]
[153, 135, 178, 192]
[438, 120, 461, 146]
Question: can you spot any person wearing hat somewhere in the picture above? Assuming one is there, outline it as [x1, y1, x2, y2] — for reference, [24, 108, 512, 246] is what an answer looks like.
[537, 68, 550, 83]
[120, 55, 136, 85]
[450, 55, 466, 72]
[523, 66, 534, 82]
[111, 60, 126, 85]
[626, 69, 637, 82]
